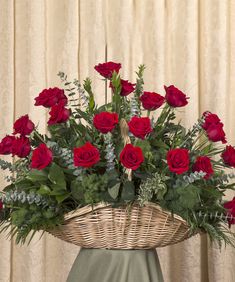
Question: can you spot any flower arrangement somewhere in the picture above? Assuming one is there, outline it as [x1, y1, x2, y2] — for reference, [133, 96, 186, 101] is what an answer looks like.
[0, 62, 235, 247]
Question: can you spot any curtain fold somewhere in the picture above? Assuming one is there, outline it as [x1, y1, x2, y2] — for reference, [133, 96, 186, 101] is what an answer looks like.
[0, 0, 234, 281]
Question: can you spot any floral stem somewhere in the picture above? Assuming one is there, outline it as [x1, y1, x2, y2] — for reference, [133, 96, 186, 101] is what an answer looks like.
[33, 130, 45, 144]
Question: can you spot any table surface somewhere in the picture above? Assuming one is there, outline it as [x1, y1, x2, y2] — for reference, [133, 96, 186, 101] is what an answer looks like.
[67, 248, 164, 282]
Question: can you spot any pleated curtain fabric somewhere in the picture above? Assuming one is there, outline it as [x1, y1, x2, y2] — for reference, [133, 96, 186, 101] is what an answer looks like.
[0, 0, 235, 281]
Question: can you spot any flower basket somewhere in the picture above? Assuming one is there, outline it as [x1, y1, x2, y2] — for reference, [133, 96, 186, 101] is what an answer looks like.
[1, 61, 235, 248]
[48, 202, 196, 249]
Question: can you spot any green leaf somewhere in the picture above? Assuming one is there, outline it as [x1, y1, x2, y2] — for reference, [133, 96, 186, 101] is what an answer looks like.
[42, 210, 55, 219]
[50, 184, 67, 194]
[11, 209, 28, 226]
[3, 184, 15, 192]
[177, 185, 200, 210]
[55, 193, 70, 204]
[150, 139, 169, 149]
[121, 181, 135, 201]
[48, 163, 66, 188]
[155, 184, 167, 200]
[70, 180, 83, 200]
[83, 78, 93, 96]
[38, 185, 51, 195]
[26, 169, 48, 182]
[89, 95, 95, 111]
[75, 123, 87, 136]
[108, 183, 120, 200]
[133, 171, 150, 180]
[107, 169, 119, 181]
[97, 102, 112, 112]
[135, 140, 151, 153]
[115, 142, 125, 157]
[15, 180, 33, 190]
[75, 109, 91, 122]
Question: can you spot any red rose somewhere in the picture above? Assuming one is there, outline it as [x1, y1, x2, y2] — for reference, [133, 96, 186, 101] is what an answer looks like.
[128, 116, 153, 140]
[110, 79, 135, 96]
[74, 142, 100, 168]
[140, 92, 165, 110]
[120, 144, 144, 170]
[0, 135, 16, 155]
[202, 112, 221, 130]
[192, 156, 214, 179]
[94, 61, 121, 78]
[164, 85, 188, 107]
[35, 87, 68, 108]
[167, 148, 190, 174]
[31, 143, 53, 170]
[48, 101, 70, 125]
[221, 145, 235, 167]
[205, 123, 226, 144]
[201, 112, 227, 143]
[93, 112, 118, 134]
[13, 114, 35, 136]
[223, 197, 235, 227]
[12, 136, 31, 158]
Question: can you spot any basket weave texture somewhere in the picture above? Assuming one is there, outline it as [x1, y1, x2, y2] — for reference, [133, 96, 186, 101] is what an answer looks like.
[48, 202, 196, 249]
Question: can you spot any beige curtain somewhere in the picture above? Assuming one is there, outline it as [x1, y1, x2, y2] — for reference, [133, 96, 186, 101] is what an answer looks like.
[0, 0, 235, 281]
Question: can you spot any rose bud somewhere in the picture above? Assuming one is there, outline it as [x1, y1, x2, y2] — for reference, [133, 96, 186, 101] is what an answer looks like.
[110, 79, 135, 96]
[94, 61, 121, 79]
[192, 156, 214, 179]
[140, 92, 165, 111]
[93, 112, 118, 134]
[128, 116, 153, 140]
[202, 112, 221, 130]
[223, 197, 235, 227]
[31, 143, 53, 170]
[205, 123, 226, 144]
[12, 136, 31, 158]
[13, 114, 35, 136]
[164, 85, 189, 107]
[74, 142, 100, 168]
[0, 135, 16, 155]
[48, 101, 70, 125]
[120, 144, 144, 170]
[221, 145, 235, 168]
[35, 87, 68, 108]
[167, 148, 190, 174]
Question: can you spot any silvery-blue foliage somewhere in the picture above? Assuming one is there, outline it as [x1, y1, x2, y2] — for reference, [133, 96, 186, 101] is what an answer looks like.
[104, 133, 116, 172]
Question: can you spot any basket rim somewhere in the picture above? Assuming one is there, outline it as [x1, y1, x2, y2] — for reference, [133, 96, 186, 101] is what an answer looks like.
[63, 202, 189, 226]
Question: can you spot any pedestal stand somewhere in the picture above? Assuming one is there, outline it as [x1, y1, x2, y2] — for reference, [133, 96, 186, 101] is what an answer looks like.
[67, 248, 164, 282]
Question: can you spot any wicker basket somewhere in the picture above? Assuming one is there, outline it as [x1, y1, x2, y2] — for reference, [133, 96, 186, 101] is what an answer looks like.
[48, 202, 197, 249]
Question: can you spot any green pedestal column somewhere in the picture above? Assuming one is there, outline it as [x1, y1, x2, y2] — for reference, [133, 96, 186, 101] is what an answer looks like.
[67, 248, 164, 282]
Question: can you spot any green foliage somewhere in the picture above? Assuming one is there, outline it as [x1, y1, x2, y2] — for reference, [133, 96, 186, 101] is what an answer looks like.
[177, 185, 200, 210]
[0, 191, 63, 244]
[26, 169, 48, 182]
[121, 181, 135, 202]
[108, 183, 120, 200]
[162, 184, 201, 216]
[135, 64, 145, 98]
[135, 140, 151, 153]
[71, 174, 109, 205]
[83, 78, 95, 112]
[138, 173, 168, 205]
[48, 163, 66, 188]
[0, 159, 13, 171]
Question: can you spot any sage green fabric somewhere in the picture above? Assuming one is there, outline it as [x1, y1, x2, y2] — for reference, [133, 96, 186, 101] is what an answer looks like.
[67, 248, 164, 282]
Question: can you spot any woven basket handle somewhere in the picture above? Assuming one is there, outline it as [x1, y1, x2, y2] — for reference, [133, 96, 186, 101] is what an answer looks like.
[120, 118, 132, 181]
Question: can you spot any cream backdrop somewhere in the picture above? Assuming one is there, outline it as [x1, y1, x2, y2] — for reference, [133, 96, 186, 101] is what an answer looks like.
[0, 0, 235, 281]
